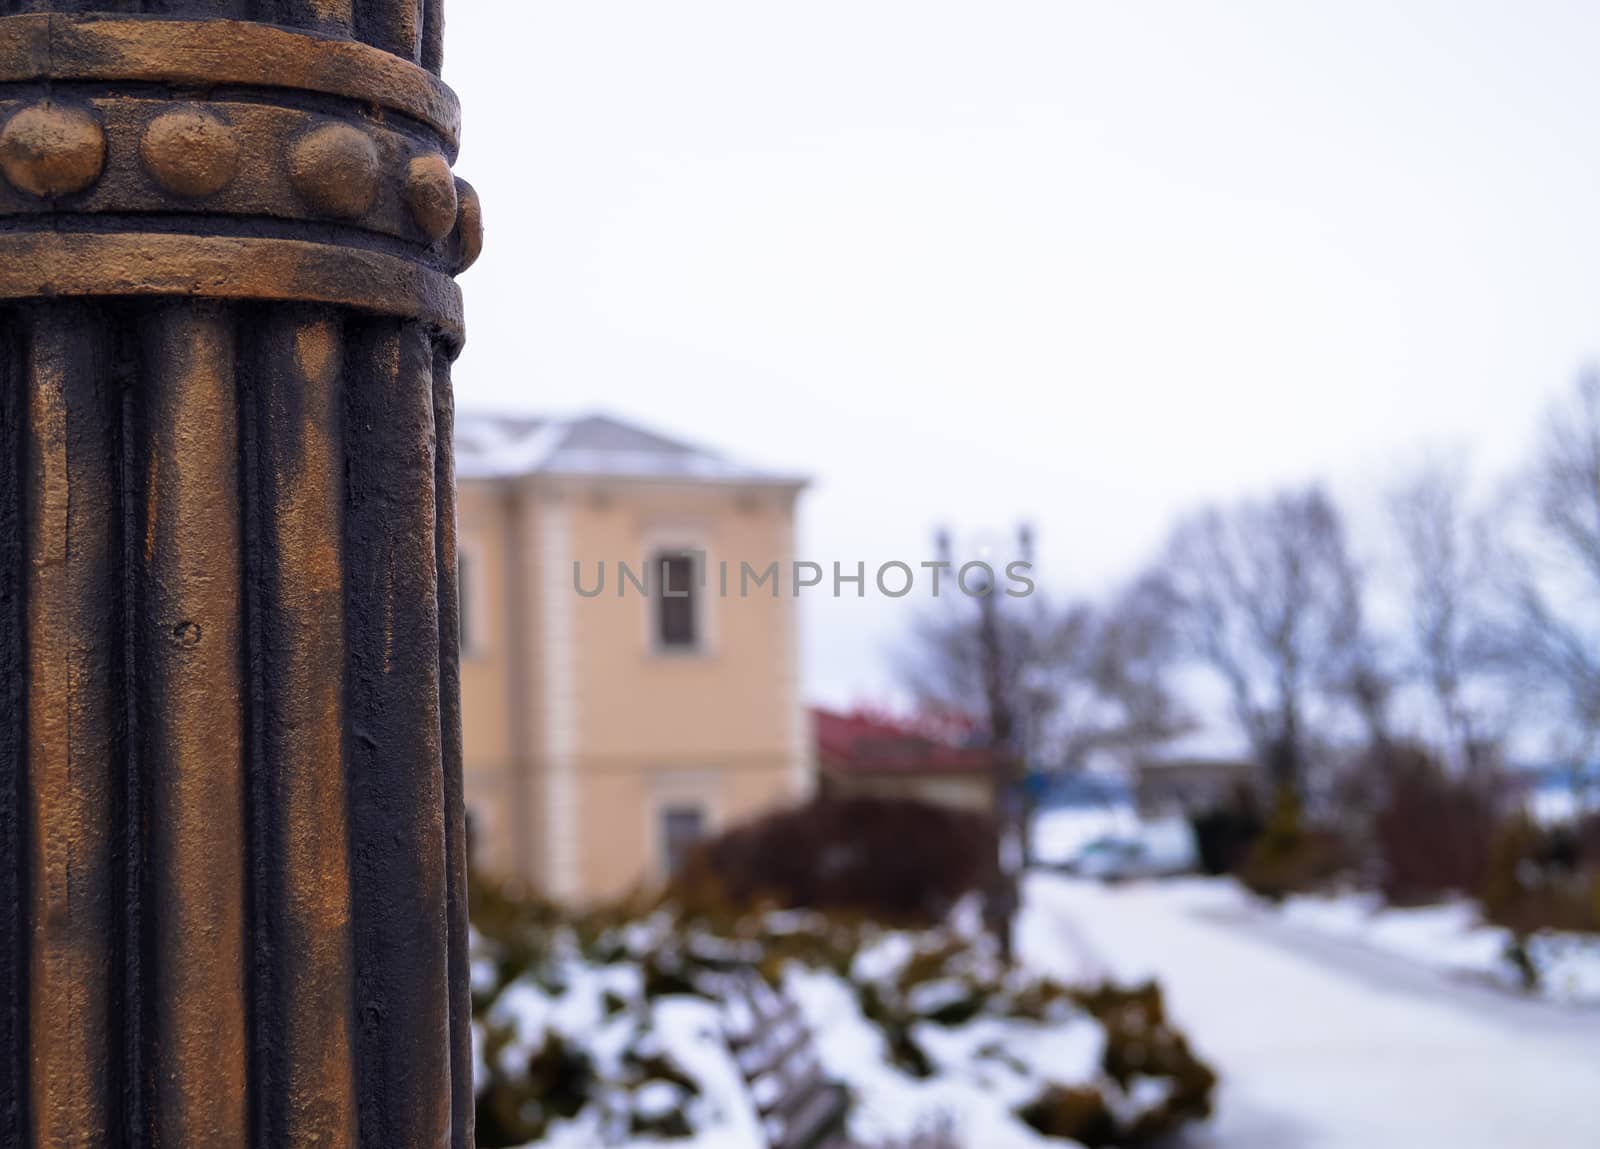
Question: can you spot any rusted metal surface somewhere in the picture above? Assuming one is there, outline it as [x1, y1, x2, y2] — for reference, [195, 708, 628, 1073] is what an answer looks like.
[0, 5, 476, 1148]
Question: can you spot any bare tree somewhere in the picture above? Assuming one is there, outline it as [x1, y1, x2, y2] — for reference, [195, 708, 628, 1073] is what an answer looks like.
[899, 530, 1037, 961]
[1153, 485, 1380, 795]
[1494, 370, 1600, 812]
[901, 577, 1188, 858]
[1037, 576, 1192, 771]
[1387, 456, 1502, 774]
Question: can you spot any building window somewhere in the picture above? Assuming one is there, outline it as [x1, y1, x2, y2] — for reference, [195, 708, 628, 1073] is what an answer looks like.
[654, 550, 699, 651]
[660, 803, 708, 878]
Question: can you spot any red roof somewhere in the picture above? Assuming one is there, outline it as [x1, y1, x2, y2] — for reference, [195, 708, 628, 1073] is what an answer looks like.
[813, 707, 995, 777]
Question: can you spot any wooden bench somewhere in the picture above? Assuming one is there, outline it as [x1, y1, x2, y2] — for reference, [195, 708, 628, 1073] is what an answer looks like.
[719, 970, 853, 1149]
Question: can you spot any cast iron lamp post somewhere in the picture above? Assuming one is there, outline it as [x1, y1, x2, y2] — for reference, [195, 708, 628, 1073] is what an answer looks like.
[0, 6, 478, 1148]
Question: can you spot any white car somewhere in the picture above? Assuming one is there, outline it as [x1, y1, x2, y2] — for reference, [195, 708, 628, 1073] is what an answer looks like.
[1071, 837, 1154, 880]
[1070, 822, 1197, 881]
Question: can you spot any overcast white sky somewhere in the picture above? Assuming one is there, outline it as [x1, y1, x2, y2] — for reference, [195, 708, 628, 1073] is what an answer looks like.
[442, 1, 1600, 707]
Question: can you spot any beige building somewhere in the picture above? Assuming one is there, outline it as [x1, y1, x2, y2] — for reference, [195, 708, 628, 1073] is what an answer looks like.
[454, 413, 812, 902]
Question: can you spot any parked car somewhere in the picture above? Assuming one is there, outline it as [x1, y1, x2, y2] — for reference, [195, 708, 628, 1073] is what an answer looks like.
[1068, 820, 1199, 881]
[1072, 837, 1156, 880]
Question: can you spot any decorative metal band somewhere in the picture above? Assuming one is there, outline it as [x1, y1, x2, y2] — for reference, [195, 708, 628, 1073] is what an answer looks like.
[0, 16, 460, 148]
[0, 232, 466, 346]
[0, 15, 479, 341]
[0, 96, 473, 252]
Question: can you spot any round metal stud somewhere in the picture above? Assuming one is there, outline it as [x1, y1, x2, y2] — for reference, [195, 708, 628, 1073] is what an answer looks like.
[404, 153, 458, 242]
[140, 111, 241, 199]
[454, 177, 482, 271]
[288, 123, 380, 220]
[0, 103, 106, 199]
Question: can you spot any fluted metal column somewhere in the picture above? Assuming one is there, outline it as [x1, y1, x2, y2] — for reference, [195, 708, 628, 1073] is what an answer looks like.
[0, 7, 478, 1148]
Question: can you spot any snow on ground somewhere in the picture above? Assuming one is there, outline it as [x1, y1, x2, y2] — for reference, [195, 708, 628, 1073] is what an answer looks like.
[1269, 889, 1600, 1007]
[1023, 874, 1600, 1149]
[1030, 800, 1600, 1006]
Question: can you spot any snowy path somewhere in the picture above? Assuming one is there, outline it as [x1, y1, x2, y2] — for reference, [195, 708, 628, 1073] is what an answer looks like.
[1021, 875, 1600, 1149]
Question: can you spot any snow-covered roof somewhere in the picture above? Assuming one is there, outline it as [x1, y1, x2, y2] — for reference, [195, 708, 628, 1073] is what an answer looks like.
[454, 411, 807, 487]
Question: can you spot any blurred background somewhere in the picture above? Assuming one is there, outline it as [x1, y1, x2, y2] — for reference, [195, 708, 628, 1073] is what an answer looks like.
[446, 0, 1600, 706]
[443, 5, 1600, 1149]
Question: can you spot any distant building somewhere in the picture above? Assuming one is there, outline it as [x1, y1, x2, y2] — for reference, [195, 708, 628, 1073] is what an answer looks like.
[1132, 755, 1265, 817]
[814, 707, 996, 815]
[455, 412, 811, 902]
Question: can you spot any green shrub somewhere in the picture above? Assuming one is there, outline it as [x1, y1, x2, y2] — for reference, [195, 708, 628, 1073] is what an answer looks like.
[474, 1030, 594, 1147]
[1481, 813, 1600, 938]
[1044, 982, 1218, 1145]
[1236, 790, 1346, 900]
[1017, 1086, 1119, 1147]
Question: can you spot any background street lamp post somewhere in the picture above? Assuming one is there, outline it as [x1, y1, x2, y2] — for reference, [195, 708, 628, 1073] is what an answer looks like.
[936, 525, 1035, 963]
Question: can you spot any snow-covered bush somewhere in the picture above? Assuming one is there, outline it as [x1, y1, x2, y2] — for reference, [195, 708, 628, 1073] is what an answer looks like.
[469, 875, 1217, 1148]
